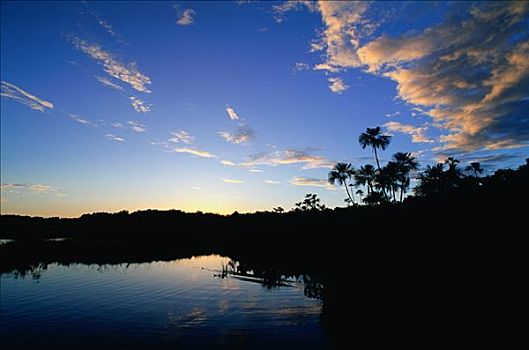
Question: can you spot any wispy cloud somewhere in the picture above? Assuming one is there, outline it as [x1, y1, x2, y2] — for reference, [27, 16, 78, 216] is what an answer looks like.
[168, 130, 195, 144]
[112, 122, 124, 128]
[1, 183, 65, 196]
[272, 0, 317, 23]
[226, 106, 240, 120]
[70, 37, 152, 93]
[174, 147, 216, 158]
[264, 180, 281, 184]
[106, 133, 125, 142]
[218, 125, 256, 144]
[97, 18, 120, 39]
[243, 149, 334, 169]
[69, 113, 96, 126]
[249, 169, 263, 173]
[128, 120, 147, 133]
[191, 186, 201, 190]
[176, 8, 196, 26]
[95, 76, 123, 91]
[328, 77, 349, 93]
[222, 178, 243, 184]
[1, 81, 54, 112]
[384, 121, 433, 143]
[386, 111, 401, 118]
[220, 160, 237, 166]
[148, 140, 169, 147]
[290, 176, 333, 189]
[293, 62, 310, 72]
[130, 96, 151, 113]
[311, 2, 529, 151]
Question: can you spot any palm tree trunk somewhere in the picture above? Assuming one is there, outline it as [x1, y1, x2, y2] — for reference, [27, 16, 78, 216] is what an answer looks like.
[400, 185, 404, 202]
[373, 147, 381, 170]
[343, 182, 354, 204]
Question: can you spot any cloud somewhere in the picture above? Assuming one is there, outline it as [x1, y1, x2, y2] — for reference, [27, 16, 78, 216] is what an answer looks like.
[112, 122, 124, 128]
[95, 76, 124, 91]
[313, 1, 370, 70]
[69, 113, 95, 126]
[128, 120, 147, 133]
[218, 125, 256, 144]
[176, 8, 196, 26]
[264, 180, 281, 184]
[328, 77, 349, 93]
[226, 106, 240, 120]
[148, 140, 169, 147]
[1, 81, 54, 112]
[97, 18, 119, 39]
[191, 186, 201, 190]
[130, 96, 151, 113]
[249, 169, 263, 173]
[386, 111, 401, 118]
[222, 178, 243, 184]
[1, 183, 65, 196]
[174, 147, 216, 158]
[168, 130, 194, 144]
[310, 1, 529, 152]
[384, 121, 433, 143]
[106, 133, 125, 142]
[220, 160, 237, 166]
[70, 37, 152, 93]
[272, 0, 317, 23]
[290, 176, 332, 189]
[293, 62, 310, 72]
[243, 149, 334, 169]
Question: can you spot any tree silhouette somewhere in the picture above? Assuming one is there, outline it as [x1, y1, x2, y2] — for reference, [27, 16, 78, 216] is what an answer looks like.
[414, 158, 463, 197]
[294, 193, 326, 211]
[328, 162, 356, 205]
[466, 162, 484, 178]
[273, 207, 285, 213]
[392, 152, 419, 201]
[375, 162, 400, 201]
[358, 126, 391, 170]
[354, 164, 376, 195]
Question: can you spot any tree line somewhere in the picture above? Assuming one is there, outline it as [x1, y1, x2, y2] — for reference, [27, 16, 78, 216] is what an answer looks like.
[324, 125, 526, 208]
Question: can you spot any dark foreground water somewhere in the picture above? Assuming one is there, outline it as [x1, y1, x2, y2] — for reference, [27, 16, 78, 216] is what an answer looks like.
[0, 255, 329, 349]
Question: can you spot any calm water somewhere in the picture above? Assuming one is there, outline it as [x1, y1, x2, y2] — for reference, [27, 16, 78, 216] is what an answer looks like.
[0, 255, 328, 349]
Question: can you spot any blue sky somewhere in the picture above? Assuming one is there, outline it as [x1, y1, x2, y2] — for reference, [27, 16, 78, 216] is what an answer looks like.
[1, 1, 528, 216]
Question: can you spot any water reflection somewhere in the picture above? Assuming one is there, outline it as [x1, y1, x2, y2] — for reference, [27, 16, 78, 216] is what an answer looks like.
[1, 255, 329, 349]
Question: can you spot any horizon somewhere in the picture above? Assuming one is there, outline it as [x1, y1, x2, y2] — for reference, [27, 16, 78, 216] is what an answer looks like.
[1, 1, 528, 217]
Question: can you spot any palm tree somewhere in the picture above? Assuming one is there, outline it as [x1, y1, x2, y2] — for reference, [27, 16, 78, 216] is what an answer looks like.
[466, 162, 483, 178]
[444, 157, 460, 172]
[414, 163, 445, 197]
[444, 157, 462, 185]
[354, 164, 376, 195]
[328, 162, 355, 204]
[392, 152, 419, 201]
[358, 126, 392, 170]
[376, 162, 400, 201]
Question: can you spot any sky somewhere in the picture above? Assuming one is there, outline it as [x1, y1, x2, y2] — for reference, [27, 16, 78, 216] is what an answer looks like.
[1, 1, 528, 217]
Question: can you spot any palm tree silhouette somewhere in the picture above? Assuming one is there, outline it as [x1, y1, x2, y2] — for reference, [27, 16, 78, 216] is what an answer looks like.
[444, 157, 460, 171]
[328, 162, 356, 204]
[354, 164, 376, 195]
[466, 162, 483, 178]
[392, 152, 419, 201]
[358, 126, 391, 170]
[375, 162, 400, 201]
